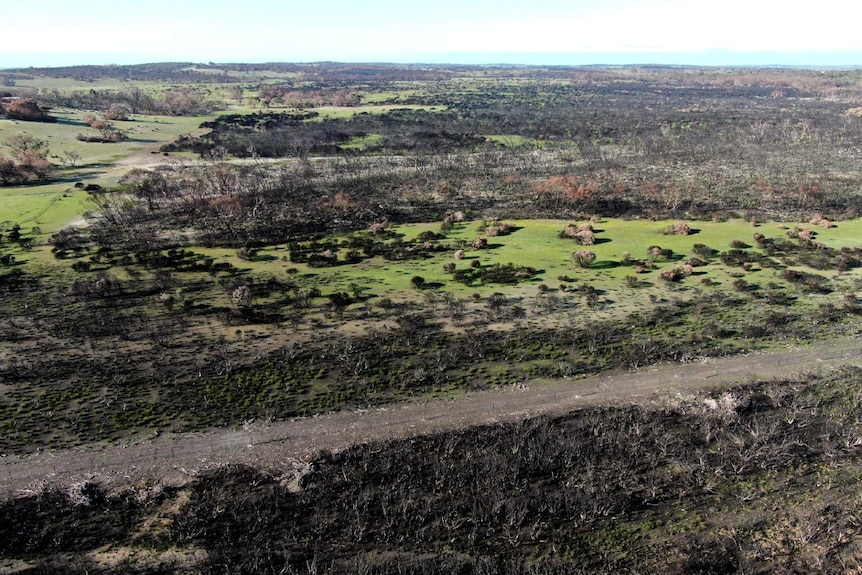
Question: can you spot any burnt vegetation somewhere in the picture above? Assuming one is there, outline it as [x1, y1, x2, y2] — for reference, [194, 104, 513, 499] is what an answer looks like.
[6, 370, 862, 573]
[2, 65, 862, 449]
[5, 62, 862, 574]
[2, 65, 862, 440]
[70, 66, 862, 250]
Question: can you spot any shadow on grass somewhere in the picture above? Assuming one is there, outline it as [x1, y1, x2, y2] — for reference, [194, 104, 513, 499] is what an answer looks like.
[591, 260, 621, 270]
[54, 118, 90, 127]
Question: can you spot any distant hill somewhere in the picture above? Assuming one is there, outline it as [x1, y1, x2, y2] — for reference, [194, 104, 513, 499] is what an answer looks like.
[2, 51, 861, 71]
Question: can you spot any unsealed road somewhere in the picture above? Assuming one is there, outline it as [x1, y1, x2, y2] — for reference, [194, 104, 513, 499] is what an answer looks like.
[2, 338, 861, 499]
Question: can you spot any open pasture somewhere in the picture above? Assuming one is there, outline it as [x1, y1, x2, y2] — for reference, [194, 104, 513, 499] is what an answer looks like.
[0, 183, 88, 233]
[0, 110, 207, 168]
[0, 111, 211, 231]
[222, 217, 862, 309]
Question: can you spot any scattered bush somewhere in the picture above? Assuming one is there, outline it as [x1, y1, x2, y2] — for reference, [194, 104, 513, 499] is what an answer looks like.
[5, 98, 54, 122]
[809, 213, 833, 228]
[236, 246, 257, 260]
[796, 228, 815, 242]
[0, 155, 27, 185]
[306, 250, 339, 267]
[442, 210, 465, 225]
[659, 264, 692, 282]
[368, 222, 392, 236]
[664, 221, 691, 236]
[483, 219, 514, 237]
[572, 250, 596, 268]
[560, 222, 596, 245]
[780, 269, 832, 294]
[692, 243, 715, 259]
[103, 103, 130, 121]
[231, 285, 252, 307]
[648, 245, 674, 261]
[376, 297, 394, 309]
[416, 230, 446, 242]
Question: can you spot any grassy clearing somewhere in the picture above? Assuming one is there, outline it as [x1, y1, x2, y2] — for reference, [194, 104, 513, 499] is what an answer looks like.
[339, 133, 384, 151]
[213, 103, 445, 118]
[0, 184, 89, 233]
[359, 89, 423, 103]
[8, 215, 859, 304]
[0, 111, 207, 168]
[185, 217, 862, 317]
[0, 111, 212, 229]
[309, 104, 443, 120]
[8, 77, 136, 90]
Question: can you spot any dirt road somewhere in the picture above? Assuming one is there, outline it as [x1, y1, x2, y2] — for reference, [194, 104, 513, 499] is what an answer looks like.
[2, 339, 861, 499]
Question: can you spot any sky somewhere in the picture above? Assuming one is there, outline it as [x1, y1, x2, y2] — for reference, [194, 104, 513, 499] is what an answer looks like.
[2, 0, 862, 68]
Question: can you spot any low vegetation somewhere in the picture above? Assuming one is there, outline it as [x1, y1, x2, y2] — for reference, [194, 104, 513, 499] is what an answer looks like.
[2, 213, 861, 454]
[5, 369, 862, 573]
[4, 61, 862, 574]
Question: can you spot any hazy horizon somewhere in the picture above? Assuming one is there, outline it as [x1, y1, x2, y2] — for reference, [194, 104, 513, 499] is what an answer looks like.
[2, 50, 861, 71]
[2, 0, 860, 71]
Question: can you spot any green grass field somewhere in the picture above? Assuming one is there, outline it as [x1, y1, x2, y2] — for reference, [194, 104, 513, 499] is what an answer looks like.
[166, 217, 862, 323]
[339, 133, 384, 151]
[0, 111, 212, 231]
[214, 102, 443, 118]
[310, 104, 443, 120]
[8, 77, 140, 90]
[0, 110, 207, 167]
[0, 184, 89, 232]
[358, 89, 423, 104]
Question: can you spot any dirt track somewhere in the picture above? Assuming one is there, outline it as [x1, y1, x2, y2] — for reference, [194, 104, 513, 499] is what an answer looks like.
[2, 338, 861, 499]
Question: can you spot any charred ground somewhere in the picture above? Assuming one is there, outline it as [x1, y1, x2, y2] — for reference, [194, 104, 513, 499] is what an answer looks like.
[5, 369, 862, 573]
[4, 62, 862, 574]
